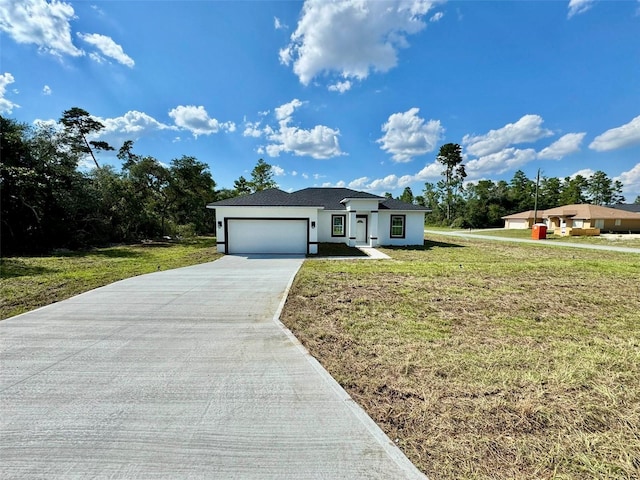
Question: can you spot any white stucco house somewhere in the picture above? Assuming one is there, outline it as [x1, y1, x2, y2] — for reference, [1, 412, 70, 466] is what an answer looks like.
[206, 187, 429, 255]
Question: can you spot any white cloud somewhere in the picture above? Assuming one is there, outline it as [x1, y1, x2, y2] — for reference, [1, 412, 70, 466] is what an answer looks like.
[168, 105, 236, 137]
[280, 0, 439, 86]
[95, 110, 175, 139]
[0, 0, 84, 57]
[537, 132, 586, 160]
[589, 115, 640, 152]
[615, 162, 640, 200]
[271, 165, 286, 176]
[328, 80, 352, 93]
[367, 174, 402, 191]
[430, 12, 444, 22]
[348, 176, 370, 189]
[243, 121, 264, 138]
[42, 85, 52, 95]
[89, 52, 105, 64]
[466, 148, 538, 178]
[570, 168, 595, 179]
[77, 33, 134, 67]
[412, 161, 442, 181]
[377, 108, 444, 162]
[266, 124, 343, 159]
[33, 118, 60, 129]
[262, 99, 344, 159]
[334, 159, 441, 194]
[567, 0, 596, 18]
[302, 173, 309, 179]
[275, 98, 304, 121]
[90, 5, 105, 16]
[0, 72, 19, 113]
[463, 114, 553, 157]
[274, 16, 287, 30]
[76, 110, 176, 147]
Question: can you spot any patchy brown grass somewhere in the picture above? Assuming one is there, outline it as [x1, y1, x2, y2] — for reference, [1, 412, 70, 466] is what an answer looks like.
[280, 237, 640, 480]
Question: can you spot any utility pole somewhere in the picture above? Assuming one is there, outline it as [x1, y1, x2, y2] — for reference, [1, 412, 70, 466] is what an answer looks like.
[533, 168, 540, 223]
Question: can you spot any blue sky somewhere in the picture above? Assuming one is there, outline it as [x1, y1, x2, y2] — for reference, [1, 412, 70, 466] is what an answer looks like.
[1, 0, 639, 200]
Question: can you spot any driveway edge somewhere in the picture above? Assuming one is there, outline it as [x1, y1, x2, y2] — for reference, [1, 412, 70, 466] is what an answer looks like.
[272, 261, 429, 480]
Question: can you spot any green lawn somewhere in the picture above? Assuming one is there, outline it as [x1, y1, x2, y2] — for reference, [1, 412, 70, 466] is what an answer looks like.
[0, 237, 220, 319]
[281, 237, 640, 480]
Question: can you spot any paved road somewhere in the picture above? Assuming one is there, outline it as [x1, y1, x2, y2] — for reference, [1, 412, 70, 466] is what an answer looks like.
[1, 255, 425, 479]
[425, 229, 640, 254]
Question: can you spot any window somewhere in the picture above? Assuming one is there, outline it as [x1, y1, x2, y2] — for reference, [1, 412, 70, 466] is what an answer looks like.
[390, 215, 405, 238]
[332, 215, 346, 237]
[615, 219, 621, 226]
[594, 219, 604, 229]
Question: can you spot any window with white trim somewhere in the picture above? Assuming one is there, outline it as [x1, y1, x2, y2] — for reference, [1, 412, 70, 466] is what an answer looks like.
[390, 215, 405, 238]
[332, 215, 346, 237]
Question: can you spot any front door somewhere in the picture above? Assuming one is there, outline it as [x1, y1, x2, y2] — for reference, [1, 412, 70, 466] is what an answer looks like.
[355, 215, 368, 244]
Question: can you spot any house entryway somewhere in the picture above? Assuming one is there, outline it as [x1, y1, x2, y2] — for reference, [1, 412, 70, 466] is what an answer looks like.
[356, 215, 368, 245]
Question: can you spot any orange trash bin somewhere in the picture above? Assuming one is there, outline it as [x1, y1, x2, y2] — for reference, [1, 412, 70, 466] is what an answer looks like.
[531, 223, 547, 240]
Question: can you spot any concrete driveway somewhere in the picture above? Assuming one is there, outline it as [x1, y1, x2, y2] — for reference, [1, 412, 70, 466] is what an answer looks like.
[1, 255, 425, 479]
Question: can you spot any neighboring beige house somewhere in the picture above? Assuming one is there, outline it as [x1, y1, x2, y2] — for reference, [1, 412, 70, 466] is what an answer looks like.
[501, 210, 544, 229]
[503, 204, 640, 235]
[544, 204, 640, 235]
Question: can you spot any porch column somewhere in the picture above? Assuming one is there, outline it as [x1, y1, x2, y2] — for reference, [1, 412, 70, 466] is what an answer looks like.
[347, 210, 357, 247]
[370, 210, 379, 246]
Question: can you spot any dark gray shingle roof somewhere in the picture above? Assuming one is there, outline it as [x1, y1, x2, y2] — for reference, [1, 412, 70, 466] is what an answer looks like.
[207, 187, 429, 211]
[606, 204, 640, 213]
[379, 198, 430, 211]
[207, 189, 297, 207]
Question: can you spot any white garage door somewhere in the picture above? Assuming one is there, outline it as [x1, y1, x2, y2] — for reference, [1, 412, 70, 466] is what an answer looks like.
[507, 219, 528, 230]
[227, 219, 308, 254]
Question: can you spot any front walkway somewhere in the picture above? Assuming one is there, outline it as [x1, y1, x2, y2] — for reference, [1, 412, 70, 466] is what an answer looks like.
[358, 246, 392, 259]
[0, 255, 424, 479]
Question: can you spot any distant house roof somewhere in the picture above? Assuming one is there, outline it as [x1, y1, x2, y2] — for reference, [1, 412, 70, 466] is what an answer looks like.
[207, 187, 430, 211]
[501, 210, 545, 220]
[542, 204, 640, 220]
[607, 204, 640, 213]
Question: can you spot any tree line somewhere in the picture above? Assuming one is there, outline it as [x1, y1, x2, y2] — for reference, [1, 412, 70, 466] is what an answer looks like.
[390, 143, 633, 228]
[0, 108, 279, 254]
[2, 114, 634, 254]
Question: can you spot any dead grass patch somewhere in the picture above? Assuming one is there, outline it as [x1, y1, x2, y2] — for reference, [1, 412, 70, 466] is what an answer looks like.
[281, 237, 640, 479]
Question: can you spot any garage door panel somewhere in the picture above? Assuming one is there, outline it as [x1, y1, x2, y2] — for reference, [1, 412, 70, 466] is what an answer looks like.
[228, 219, 307, 254]
[508, 219, 528, 230]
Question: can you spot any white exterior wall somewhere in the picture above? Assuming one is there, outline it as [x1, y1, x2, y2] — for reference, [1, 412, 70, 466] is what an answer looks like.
[214, 206, 319, 254]
[378, 211, 425, 246]
[342, 199, 380, 212]
[317, 210, 346, 243]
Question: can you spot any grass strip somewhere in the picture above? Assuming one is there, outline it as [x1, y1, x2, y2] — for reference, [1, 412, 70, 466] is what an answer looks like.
[459, 228, 640, 247]
[281, 237, 640, 479]
[0, 237, 220, 319]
